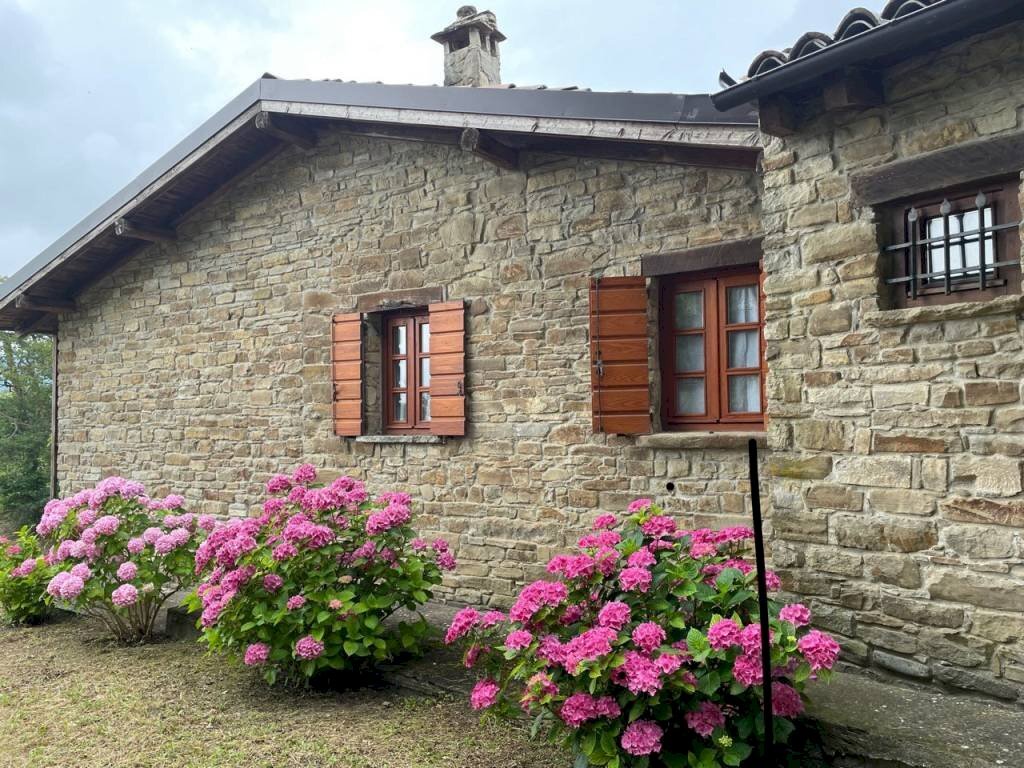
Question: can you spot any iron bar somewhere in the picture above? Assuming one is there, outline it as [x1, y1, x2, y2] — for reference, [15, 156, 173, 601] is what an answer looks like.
[883, 218, 1019, 252]
[908, 207, 919, 301]
[978, 192, 989, 291]
[940, 199, 952, 294]
[747, 438, 774, 765]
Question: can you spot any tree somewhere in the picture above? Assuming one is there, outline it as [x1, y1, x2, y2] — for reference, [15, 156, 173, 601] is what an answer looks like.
[0, 276, 53, 529]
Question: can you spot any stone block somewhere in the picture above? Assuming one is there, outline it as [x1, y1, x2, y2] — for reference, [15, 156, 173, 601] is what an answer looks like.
[880, 594, 964, 628]
[868, 489, 936, 516]
[873, 384, 929, 409]
[872, 650, 932, 679]
[950, 455, 1023, 497]
[970, 611, 1024, 643]
[834, 514, 937, 552]
[871, 433, 950, 454]
[943, 524, 1016, 559]
[833, 456, 913, 488]
[767, 454, 833, 480]
[931, 663, 1021, 700]
[808, 303, 853, 336]
[801, 221, 878, 265]
[964, 380, 1020, 406]
[806, 484, 864, 511]
[794, 420, 851, 452]
[928, 570, 1024, 612]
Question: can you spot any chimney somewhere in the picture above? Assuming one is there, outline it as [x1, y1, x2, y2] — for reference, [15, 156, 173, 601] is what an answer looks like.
[431, 6, 505, 87]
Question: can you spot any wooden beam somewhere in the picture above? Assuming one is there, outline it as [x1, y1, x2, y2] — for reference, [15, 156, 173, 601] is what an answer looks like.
[512, 135, 759, 171]
[16, 294, 77, 313]
[641, 237, 763, 277]
[16, 311, 54, 338]
[113, 218, 176, 244]
[823, 68, 883, 112]
[254, 111, 316, 150]
[758, 95, 797, 138]
[332, 120, 461, 147]
[851, 130, 1024, 206]
[460, 127, 519, 170]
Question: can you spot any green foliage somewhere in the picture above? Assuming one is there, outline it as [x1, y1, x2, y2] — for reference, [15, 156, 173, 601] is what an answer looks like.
[0, 325, 52, 530]
[189, 467, 449, 685]
[0, 526, 54, 623]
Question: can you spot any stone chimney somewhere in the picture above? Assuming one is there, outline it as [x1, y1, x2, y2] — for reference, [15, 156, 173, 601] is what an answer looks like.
[431, 6, 504, 87]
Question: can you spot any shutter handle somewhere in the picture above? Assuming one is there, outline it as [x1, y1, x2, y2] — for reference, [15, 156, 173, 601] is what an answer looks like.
[457, 379, 464, 396]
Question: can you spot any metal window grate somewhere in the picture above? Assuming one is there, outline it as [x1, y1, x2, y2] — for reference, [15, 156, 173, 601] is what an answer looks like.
[884, 190, 1022, 300]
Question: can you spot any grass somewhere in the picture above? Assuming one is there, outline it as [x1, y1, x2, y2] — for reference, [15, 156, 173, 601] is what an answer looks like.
[0, 614, 569, 768]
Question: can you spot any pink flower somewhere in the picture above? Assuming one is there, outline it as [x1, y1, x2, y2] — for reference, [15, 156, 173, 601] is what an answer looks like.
[142, 527, 163, 545]
[263, 573, 284, 592]
[480, 610, 506, 629]
[631, 622, 666, 654]
[244, 642, 270, 666]
[640, 516, 676, 538]
[266, 474, 292, 494]
[509, 580, 568, 623]
[621, 720, 663, 756]
[798, 630, 841, 671]
[470, 679, 500, 710]
[436, 551, 456, 571]
[627, 499, 653, 514]
[292, 464, 318, 485]
[445, 607, 480, 645]
[618, 566, 652, 593]
[739, 623, 774, 656]
[690, 540, 718, 558]
[685, 701, 726, 738]
[365, 502, 412, 536]
[765, 570, 782, 591]
[521, 672, 558, 709]
[780, 603, 811, 627]
[411, 538, 427, 552]
[592, 514, 618, 530]
[707, 618, 742, 650]
[655, 653, 684, 675]
[116, 562, 138, 581]
[627, 548, 656, 568]
[70, 563, 92, 581]
[559, 693, 621, 728]
[597, 601, 631, 631]
[272, 542, 298, 561]
[111, 584, 138, 607]
[732, 653, 763, 687]
[5, 544, 21, 557]
[91, 515, 119, 536]
[286, 595, 306, 611]
[295, 635, 324, 660]
[126, 537, 145, 554]
[561, 626, 617, 674]
[619, 651, 662, 695]
[505, 629, 533, 650]
[772, 682, 805, 717]
[11, 558, 37, 578]
[198, 514, 217, 531]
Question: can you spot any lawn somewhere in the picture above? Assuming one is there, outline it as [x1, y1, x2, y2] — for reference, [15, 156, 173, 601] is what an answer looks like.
[0, 614, 569, 768]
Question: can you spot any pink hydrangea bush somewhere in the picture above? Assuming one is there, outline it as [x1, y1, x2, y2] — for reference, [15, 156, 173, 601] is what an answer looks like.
[447, 500, 839, 768]
[185, 464, 450, 685]
[37, 477, 208, 642]
[0, 527, 54, 624]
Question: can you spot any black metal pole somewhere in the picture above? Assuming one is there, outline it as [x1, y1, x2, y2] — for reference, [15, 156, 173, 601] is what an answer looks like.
[747, 438, 774, 764]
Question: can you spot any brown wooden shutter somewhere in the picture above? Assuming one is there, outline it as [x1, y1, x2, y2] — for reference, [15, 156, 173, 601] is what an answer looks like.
[590, 276, 651, 435]
[428, 300, 466, 436]
[331, 313, 363, 437]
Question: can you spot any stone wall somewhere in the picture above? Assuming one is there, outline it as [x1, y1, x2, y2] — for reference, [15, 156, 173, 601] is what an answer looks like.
[57, 126, 762, 608]
[761, 21, 1024, 700]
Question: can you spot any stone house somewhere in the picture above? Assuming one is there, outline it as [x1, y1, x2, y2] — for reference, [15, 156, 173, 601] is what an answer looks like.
[2, 1, 1024, 702]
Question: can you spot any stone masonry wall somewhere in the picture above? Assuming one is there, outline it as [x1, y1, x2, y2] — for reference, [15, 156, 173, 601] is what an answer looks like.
[761, 21, 1024, 700]
[57, 127, 762, 607]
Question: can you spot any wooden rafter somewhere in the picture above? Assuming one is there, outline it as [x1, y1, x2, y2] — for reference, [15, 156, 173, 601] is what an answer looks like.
[254, 112, 316, 150]
[15, 295, 77, 313]
[460, 127, 519, 170]
[113, 218, 176, 244]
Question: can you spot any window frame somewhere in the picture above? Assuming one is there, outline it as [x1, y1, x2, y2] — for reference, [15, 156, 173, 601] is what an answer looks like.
[883, 178, 1022, 308]
[658, 266, 766, 431]
[382, 310, 432, 433]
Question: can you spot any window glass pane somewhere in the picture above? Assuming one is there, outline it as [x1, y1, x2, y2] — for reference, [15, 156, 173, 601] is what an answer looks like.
[676, 379, 704, 415]
[727, 330, 759, 369]
[675, 335, 704, 373]
[392, 360, 407, 389]
[393, 393, 408, 422]
[419, 357, 431, 386]
[420, 392, 431, 421]
[391, 323, 407, 355]
[419, 323, 430, 353]
[728, 374, 761, 414]
[926, 207, 995, 280]
[673, 291, 703, 330]
[726, 285, 758, 324]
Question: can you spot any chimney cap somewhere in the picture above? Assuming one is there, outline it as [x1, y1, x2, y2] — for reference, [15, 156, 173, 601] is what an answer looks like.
[431, 6, 506, 44]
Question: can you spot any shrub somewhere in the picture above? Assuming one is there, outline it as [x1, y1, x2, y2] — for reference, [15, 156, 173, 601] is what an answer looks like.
[0, 526, 53, 624]
[447, 500, 839, 768]
[187, 464, 452, 685]
[37, 477, 209, 642]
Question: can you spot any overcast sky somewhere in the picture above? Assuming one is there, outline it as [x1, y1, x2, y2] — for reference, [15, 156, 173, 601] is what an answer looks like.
[1, 0, 861, 280]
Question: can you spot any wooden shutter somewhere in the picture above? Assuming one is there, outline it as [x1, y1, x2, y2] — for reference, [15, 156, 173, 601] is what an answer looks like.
[590, 276, 651, 435]
[331, 313, 363, 436]
[428, 301, 466, 436]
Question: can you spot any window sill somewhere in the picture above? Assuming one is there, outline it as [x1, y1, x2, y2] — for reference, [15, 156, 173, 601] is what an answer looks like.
[636, 431, 766, 450]
[355, 435, 444, 445]
[863, 294, 1024, 327]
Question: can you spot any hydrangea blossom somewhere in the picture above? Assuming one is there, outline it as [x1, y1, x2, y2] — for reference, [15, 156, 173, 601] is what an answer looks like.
[294, 635, 324, 660]
[559, 693, 621, 728]
[685, 701, 726, 738]
[111, 584, 138, 607]
[620, 720, 663, 756]
[798, 630, 841, 671]
[470, 679, 500, 710]
[244, 643, 271, 666]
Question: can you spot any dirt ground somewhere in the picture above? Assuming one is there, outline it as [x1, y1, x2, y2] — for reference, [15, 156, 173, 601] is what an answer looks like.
[0, 614, 568, 768]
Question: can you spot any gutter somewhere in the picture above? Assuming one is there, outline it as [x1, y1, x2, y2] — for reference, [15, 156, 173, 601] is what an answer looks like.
[712, 0, 1024, 111]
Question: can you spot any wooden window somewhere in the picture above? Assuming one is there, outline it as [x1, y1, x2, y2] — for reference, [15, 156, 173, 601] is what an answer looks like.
[383, 311, 432, 433]
[883, 179, 1021, 308]
[659, 267, 765, 430]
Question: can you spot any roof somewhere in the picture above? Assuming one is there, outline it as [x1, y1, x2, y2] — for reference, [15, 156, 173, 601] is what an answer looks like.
[713, 0, 1024, 110]
[0, 76, 760, 333]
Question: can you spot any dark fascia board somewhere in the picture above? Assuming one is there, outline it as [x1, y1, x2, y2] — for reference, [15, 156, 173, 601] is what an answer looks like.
[261, 79, 759, 125]
[712, 0, 1024, 110]
[642, 237, 763, 277]
[0, 78, 758, 309]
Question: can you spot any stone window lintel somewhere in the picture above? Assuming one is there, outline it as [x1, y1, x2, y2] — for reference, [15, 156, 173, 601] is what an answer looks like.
[636, 431, 766, 451]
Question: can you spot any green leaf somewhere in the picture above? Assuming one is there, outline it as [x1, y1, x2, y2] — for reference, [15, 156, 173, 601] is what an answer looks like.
[343, 640, 360, 656]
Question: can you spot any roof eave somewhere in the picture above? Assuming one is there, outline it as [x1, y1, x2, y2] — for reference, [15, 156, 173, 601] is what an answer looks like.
[712, 0, 1024, 110]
